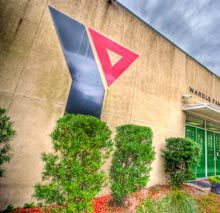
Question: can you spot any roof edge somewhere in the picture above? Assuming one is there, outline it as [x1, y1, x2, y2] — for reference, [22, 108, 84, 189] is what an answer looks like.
[116, 1, 220, 79]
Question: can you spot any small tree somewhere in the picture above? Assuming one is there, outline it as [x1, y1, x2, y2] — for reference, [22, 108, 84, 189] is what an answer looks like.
[0, 108, 15, 177]
[110, 124, 155, 206]
[34, 114, 112, 212]
[162, 137, 200, 188]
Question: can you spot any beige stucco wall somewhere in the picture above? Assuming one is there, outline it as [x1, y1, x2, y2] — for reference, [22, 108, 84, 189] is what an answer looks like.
[0, 0, 219, 209]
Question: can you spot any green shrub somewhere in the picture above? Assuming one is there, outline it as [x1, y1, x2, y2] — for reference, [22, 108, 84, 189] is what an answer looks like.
[137, 190, 197, 213]
[110, 124, 155, 206]
[34, 114, 112, 212]
[0, 108, 15, 177]
[157, 190, 198, 213]
[209, 176, 220, 184]
[162, 137, 200, 188]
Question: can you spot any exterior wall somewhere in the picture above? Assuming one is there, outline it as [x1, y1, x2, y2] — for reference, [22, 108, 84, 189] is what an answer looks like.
[0, 0, 220, 209]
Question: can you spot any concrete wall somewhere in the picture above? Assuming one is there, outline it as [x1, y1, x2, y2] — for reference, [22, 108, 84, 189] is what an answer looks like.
[0, 0, 220, 208]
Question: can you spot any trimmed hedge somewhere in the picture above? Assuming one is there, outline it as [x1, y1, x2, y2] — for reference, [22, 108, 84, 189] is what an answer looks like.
[34, 114, 112, 212]
[110, 124, 155, 206]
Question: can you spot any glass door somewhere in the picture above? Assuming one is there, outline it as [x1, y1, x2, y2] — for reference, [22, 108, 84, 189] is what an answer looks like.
[215, 134, 220, 175]
[197, 129, 206, 178]
[207, 131, 215, 176]
[185, 125, 196, 141]
[185, 126, 206, 178]
[185, 126, 196, 178]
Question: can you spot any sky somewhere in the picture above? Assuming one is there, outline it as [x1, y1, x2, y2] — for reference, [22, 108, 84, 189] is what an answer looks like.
[118, 0, 220, 77]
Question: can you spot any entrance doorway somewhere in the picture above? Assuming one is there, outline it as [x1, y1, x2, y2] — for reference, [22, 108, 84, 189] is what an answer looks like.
[185, 114, 220, 179]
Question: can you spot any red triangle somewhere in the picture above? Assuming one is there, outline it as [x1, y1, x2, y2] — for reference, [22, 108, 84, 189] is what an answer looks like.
[89, 28, 139, 86]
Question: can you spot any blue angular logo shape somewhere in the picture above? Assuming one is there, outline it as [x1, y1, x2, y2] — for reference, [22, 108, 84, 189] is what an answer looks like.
[49, 6, 105, 118]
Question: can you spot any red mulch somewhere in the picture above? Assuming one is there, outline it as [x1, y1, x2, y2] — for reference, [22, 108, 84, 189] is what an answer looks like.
[9, 186, 170, 213]
[93, 195, 112, 213]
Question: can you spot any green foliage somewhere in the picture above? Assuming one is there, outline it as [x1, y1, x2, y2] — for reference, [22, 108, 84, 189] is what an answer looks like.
[2, 204, 15, 213]
[110, 124, 155, 206]
[136, 196, 156, 213]
[137, 190, 197, 213]
[157, 190, 198, 213]
[34, 114, 112, 212]
[209, 176, 220, 184]
[0, 108, 15, 177]
[162, 137, 200, 188]
[23, 202, 35, 208]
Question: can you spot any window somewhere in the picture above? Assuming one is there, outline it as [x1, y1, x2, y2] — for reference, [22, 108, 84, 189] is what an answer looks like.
[186, 114, 205, 128]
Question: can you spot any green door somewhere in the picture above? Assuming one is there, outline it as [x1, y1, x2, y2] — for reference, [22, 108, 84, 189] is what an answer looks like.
[207, 131, 215, 176]
[197, 129, 206, 178]
[185, 126, 196, 141]
[185, 126, 196, 178]
[215, 134, 220, 175]
[185, 126, 206, 178]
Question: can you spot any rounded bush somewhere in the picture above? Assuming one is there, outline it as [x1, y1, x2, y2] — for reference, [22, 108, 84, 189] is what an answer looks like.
[162, 137, 200, 188]
[110, 124, 155, 206]
[34, 114, 112, 212]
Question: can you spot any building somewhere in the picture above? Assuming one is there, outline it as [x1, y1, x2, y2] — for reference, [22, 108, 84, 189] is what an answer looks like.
[0, 0, 220, 209]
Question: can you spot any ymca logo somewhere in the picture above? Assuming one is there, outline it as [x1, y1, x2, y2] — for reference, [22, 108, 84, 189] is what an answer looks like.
[49, 7, 138, 118]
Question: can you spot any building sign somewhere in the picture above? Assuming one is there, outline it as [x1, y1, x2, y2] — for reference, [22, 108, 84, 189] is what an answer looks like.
[189, 86, 220, 107]
[49, 6, 138, 118]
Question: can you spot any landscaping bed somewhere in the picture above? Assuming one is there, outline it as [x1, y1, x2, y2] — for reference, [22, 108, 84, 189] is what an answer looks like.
[7, 184, 220, 213]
